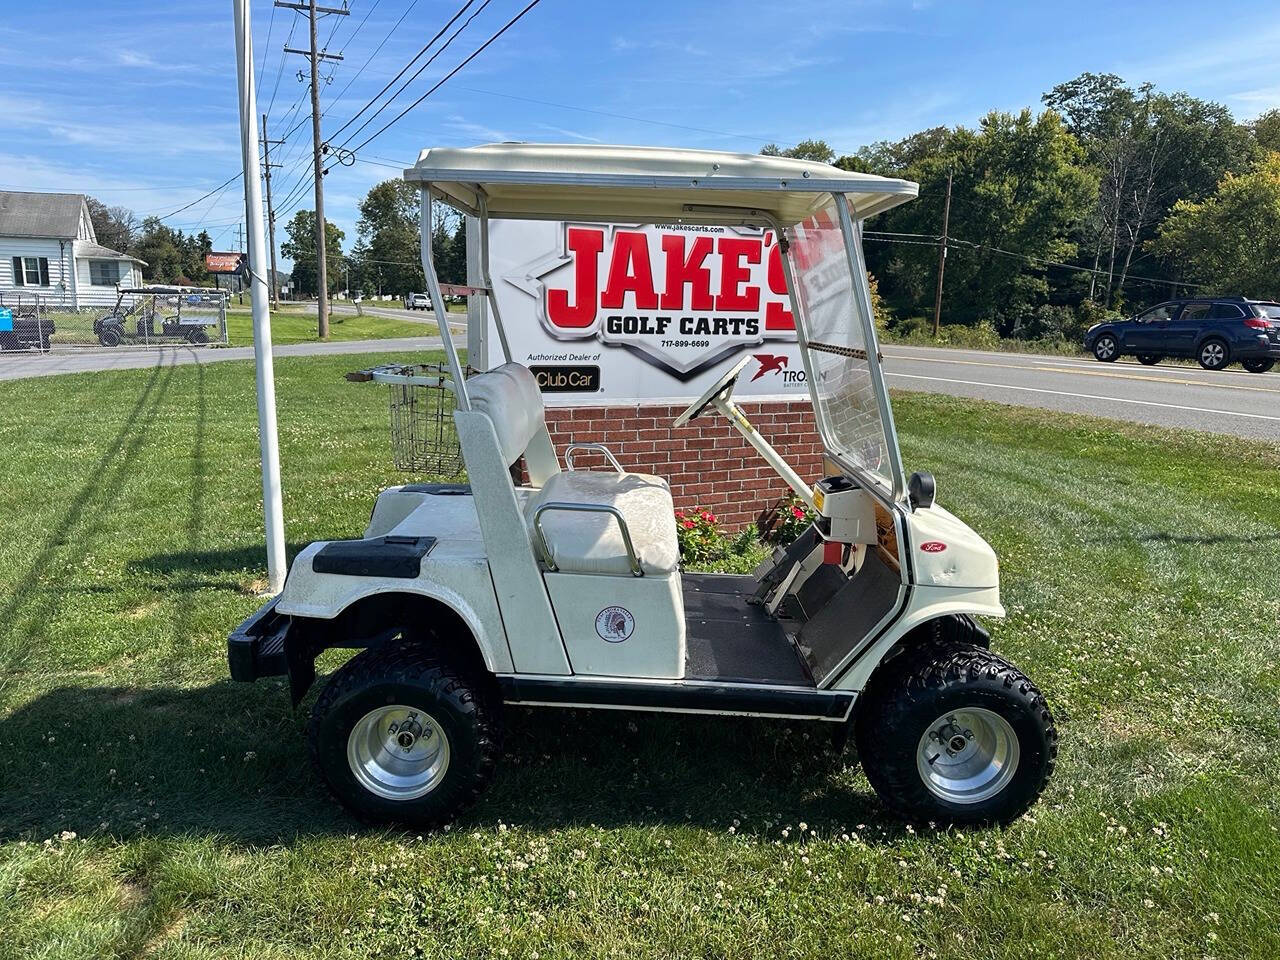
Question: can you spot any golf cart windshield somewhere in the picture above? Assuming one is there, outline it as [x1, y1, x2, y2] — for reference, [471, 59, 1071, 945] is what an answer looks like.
[788, 197, 901, 496]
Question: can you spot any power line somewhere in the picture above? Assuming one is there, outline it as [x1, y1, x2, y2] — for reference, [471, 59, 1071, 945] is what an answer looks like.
[343, 0, 544, 157]
[863, 230, 1202, 290]
[149, 172, 243, 220]
[265, 17, 299, 118]
[327, 0, 483, 145]
[325, 0, 425, 111]
[259, 0, 278, 86]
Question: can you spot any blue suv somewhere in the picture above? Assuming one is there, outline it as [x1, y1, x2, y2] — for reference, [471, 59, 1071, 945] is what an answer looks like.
[1084, 297, 1280, 372]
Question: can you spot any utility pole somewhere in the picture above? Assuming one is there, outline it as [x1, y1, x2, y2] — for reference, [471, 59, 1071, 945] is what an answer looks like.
[279, 0, 346, 338]
[232, 0, 286, 594]
[261, 114, 284, 310]
[932, 167, 952, 338]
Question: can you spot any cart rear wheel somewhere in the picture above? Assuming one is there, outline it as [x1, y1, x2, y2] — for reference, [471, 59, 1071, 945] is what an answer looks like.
[308, 644, 500, 828]
[855, 642, 1056, 825]
[1242, 358, 1275, 373]
[99, 324, 123, 347]
[1137, 354, 1163, 365]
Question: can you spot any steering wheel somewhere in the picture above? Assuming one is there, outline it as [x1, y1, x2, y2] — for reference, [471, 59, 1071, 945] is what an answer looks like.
[673, 355, 752, 427]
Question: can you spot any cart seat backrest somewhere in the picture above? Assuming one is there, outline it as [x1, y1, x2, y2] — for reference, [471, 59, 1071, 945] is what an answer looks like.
[466, 362, 545, 467]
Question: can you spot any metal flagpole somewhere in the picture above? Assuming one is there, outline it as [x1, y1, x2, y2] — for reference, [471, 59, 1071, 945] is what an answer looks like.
[233, 0, 287, 594]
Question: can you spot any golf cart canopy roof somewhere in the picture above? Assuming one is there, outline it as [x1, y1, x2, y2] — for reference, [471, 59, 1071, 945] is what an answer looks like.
[405, 143, 918, 226]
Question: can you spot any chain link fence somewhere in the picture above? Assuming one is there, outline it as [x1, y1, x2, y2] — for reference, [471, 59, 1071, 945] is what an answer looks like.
[0, 292, 54, 353]
[0, 288, 228, 352]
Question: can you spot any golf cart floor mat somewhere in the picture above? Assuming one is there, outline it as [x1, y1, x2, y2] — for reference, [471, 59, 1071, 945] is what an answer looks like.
[682, 573, 813, 686]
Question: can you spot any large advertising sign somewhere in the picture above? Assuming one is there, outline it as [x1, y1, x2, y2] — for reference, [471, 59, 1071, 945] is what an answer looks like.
[205, 252, 244, 274]
[485, 220, 807, 404]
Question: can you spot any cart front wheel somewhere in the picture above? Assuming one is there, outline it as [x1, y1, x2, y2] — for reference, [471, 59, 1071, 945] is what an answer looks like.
[308, 644, 500, 828]
[855, 642, 1056, 825]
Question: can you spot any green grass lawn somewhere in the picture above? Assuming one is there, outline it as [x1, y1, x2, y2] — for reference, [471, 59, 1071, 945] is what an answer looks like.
[224, 307, 437, 346]
[0, 354, 1277, 959]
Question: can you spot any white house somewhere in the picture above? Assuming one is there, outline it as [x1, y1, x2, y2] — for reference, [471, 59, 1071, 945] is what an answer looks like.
[0, 191, 146, 308]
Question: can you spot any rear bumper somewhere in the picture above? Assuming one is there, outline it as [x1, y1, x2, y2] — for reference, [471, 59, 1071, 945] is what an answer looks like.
[1235, 339, 1280, 360]
[228, 597, 292, 682]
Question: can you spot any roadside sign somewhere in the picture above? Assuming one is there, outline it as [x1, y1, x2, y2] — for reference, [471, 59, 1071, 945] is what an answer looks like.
[205, 252, 244, 274]
[482, 219, 806, 404]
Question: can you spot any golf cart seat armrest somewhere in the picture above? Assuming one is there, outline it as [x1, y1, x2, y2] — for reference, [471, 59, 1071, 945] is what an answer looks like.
[564, 442, 624, 473]
[532, 501, 643, 577]
[228, 597, 292, 682]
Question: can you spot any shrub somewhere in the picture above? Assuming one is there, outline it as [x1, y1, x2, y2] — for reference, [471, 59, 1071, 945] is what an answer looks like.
[675, 508, 723, 565]
[767, 495, 815, 543]
[675, 509, 768, 572]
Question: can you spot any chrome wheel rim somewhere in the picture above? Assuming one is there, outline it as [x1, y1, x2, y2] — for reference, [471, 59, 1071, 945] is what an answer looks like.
[1096, 338, 1115, 359]
[916, 708, 1020, 805]
[347, 705, 450, 801]
[1201, 343, 1224, 366]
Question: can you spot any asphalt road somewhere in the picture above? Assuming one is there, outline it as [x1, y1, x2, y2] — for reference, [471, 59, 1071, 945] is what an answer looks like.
[0, 336, 443, 382]
[880, 345, 1280, 442]
[1, 339, 1275, 441]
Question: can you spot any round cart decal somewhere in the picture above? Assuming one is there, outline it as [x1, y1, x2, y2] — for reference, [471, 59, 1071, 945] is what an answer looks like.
[920, 541, 948, 553]
[595, 606, 635, 642]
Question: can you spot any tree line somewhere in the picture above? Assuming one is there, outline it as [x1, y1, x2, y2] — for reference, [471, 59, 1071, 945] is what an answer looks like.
[768, 72, 1280, 344]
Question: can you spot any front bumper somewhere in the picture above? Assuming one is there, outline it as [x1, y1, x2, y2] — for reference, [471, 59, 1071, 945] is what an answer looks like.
[228, 597, 292, 682]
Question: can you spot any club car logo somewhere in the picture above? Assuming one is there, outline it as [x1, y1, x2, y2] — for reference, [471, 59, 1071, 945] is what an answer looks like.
[595, 606, 635, 643]
[503, 223, 798, 380]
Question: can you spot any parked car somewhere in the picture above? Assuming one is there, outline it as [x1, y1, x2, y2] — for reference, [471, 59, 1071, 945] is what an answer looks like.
[404, 292, 432, 311]
[1084, 297, 1280, 372]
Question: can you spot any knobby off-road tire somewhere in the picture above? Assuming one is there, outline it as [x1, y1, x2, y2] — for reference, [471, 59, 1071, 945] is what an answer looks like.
[308, 644, 501, 829]
[855, 642, 1056, 825]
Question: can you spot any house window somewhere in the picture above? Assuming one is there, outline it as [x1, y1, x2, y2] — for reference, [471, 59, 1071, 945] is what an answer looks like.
[90, 260, 119, 286]
[11, 256, 50, 287]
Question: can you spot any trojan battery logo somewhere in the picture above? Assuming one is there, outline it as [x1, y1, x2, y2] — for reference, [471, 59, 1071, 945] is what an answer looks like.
[503, 223, 797, 380]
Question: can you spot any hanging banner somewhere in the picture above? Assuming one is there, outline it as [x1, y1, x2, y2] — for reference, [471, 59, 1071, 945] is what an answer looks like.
[486, 220, 806, 404]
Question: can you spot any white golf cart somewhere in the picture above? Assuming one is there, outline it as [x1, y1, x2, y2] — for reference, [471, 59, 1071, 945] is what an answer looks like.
[229, 144, 1056, 827]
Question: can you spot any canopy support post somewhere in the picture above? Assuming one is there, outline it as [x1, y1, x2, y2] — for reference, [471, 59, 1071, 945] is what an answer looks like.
[420, 187, 470, 408]
[475, 190, 512, 364]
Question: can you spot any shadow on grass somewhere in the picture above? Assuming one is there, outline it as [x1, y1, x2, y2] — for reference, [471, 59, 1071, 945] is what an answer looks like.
[1081, 531, 1280, 546]
[127, 543, 308, 590]
[0, 678, 891, 844]
[0, 360, 176, 684]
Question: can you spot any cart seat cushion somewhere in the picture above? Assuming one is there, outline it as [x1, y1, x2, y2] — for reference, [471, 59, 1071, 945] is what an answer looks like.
[525, 470, 679, 576]
[466, 363, 544, 466]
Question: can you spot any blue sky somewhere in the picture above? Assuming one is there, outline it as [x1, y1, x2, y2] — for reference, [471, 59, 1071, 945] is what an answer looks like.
[5, 0, 1280, 267]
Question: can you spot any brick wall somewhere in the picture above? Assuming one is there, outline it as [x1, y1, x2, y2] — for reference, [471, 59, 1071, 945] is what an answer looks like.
[539, 401, 823, 531]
